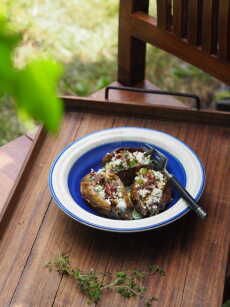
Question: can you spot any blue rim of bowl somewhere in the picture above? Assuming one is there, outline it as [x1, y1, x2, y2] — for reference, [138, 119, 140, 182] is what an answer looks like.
[48, 127, 206, 232]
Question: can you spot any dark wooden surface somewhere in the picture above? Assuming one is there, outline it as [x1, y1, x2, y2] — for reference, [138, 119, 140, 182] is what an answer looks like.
[64, 96, 230, 126]
[202, 0, 219, 54]
[218, 1, 230, 60]
[0, 98, 230, 306]
[187, 0, 202, 45]
[0, 136, 33, 221]
[90, 80, 189, 108]
[156, 0, 172, 30]
[118, 0, 149, 85]
[172, 0, 187, 37]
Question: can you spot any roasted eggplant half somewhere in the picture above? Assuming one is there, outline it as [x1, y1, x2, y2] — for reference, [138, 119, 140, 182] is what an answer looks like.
[80, 170, 133, 219]
[103, 147, 152, 186]
[131, 167, 172, 217]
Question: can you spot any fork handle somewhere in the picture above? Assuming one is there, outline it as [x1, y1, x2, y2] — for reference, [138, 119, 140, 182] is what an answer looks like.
[166, 174, 207, 219]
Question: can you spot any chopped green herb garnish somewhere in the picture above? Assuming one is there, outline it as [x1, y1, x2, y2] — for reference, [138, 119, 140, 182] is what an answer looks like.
[47, 255, 165, 305]
[140, 168, 148, 175]
[148, 265, 166, 276]
[137, 178, 145, 185]
[132, 209, 143, 220]
[129, 159, 137, 168]
[115, 164, 124, 171]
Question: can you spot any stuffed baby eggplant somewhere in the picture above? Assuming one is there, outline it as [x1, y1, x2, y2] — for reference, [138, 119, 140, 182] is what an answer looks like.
[131, 167, 172, 217]
[103, 147, 152, 186]
[80, 169, 133, 219]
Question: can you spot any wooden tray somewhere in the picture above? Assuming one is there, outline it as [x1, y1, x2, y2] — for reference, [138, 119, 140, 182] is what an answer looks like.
[1, 97, 230, 307]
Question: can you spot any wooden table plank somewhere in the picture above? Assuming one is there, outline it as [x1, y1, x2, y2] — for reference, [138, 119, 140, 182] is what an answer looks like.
[181, 127, 230, 306]
[0, 113, 83, 306]
[0, 108, 229, 306]
[8, 113, 115, 306]
[90, 80, 189, 108]
[0, 135, 33, 221]
[25, 126, 39, 141]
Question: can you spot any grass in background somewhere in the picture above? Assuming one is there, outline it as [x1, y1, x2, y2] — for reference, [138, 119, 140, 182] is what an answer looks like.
[0, 95, 27, 146]
[0, 0, 225, 145]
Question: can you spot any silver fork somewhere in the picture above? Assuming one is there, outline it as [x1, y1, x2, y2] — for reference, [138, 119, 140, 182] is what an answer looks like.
[145, 145, 207, 219]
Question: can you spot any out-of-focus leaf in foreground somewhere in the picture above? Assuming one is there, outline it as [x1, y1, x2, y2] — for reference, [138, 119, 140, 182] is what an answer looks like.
[15, 60, 63, 133]
[0, 11, 63, 133]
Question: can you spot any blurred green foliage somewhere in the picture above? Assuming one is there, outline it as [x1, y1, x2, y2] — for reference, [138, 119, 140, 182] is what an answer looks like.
[223, 299, 230, 307]
[0, 12, 63, 133]
[214, 90, 230, 101]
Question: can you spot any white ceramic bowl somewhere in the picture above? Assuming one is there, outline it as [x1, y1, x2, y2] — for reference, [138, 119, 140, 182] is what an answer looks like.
[49, 127, 205, 232]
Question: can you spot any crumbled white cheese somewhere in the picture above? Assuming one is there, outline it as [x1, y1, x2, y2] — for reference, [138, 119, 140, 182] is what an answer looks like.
[132, 151, 151, 164]
[111, 158, 122, 166]
[145, 188, 163, 205]
[97, 167, 105, 174]
[99, 190, 106, 199]
[117, 200, 127, 212]
[94, 185, 103, 192]
[138, 188, 150, 198]
[153, 170, 164, 182]
[105, 199, 111, 205]
[106, 157, 126, 171]
[117, 191, 123, 198]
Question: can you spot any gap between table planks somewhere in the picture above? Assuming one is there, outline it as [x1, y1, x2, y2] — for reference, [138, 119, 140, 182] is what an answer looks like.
[0, 103, 229, 306]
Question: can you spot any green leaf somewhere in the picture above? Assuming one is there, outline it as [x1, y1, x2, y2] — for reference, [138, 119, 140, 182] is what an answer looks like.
[148, 265, 165, 276]
[129, 159, 137, 168]
[0, 14, 63, 133]
[139, 168, 148, 175]
[0, 16, 22, 95]
[223, 300, 230, 307]
[116, 272, 127, 278]
[132, 209, 143, 220]
[14, 59, 63, 133]
[136, 178, 144, 185]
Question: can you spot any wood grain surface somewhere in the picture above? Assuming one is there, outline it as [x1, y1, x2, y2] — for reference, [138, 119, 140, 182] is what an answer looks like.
[218, 1, 230, 60]
[172, 0, 187, 37]
[90, 80, 188, 108]
[0, 136, 33, 221]
[156, 0, 172, 30]
[118, 0, 149, 85]
[202, 0, 219, 54]
[0, 100, 230, 307]
[187, 0, 202, 45]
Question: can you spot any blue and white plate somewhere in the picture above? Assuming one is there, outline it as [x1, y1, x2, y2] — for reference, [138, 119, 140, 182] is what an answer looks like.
[49, 127, 205, 232]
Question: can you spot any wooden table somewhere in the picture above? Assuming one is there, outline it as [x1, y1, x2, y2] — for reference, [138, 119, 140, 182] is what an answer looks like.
[0, 96, 230, 306]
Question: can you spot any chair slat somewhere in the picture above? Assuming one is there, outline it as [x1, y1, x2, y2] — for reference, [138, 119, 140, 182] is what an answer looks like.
[157, 0, 172, 30]
[118, 0, 149, 85]
[173, 0, 188, 37]
[202, 0, 219, 54]
[218, 0, 230, 60]
[187, 0, 203, 45]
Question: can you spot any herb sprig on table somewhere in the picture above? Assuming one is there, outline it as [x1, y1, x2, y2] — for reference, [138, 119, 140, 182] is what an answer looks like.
[46, 255, 165, 305]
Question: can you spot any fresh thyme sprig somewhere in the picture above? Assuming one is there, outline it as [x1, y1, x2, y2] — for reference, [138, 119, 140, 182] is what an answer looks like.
[46, 255, 165, 305]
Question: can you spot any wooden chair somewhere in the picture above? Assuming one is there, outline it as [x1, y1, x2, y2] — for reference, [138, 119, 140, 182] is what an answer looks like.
[93, 0, 230, 109]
